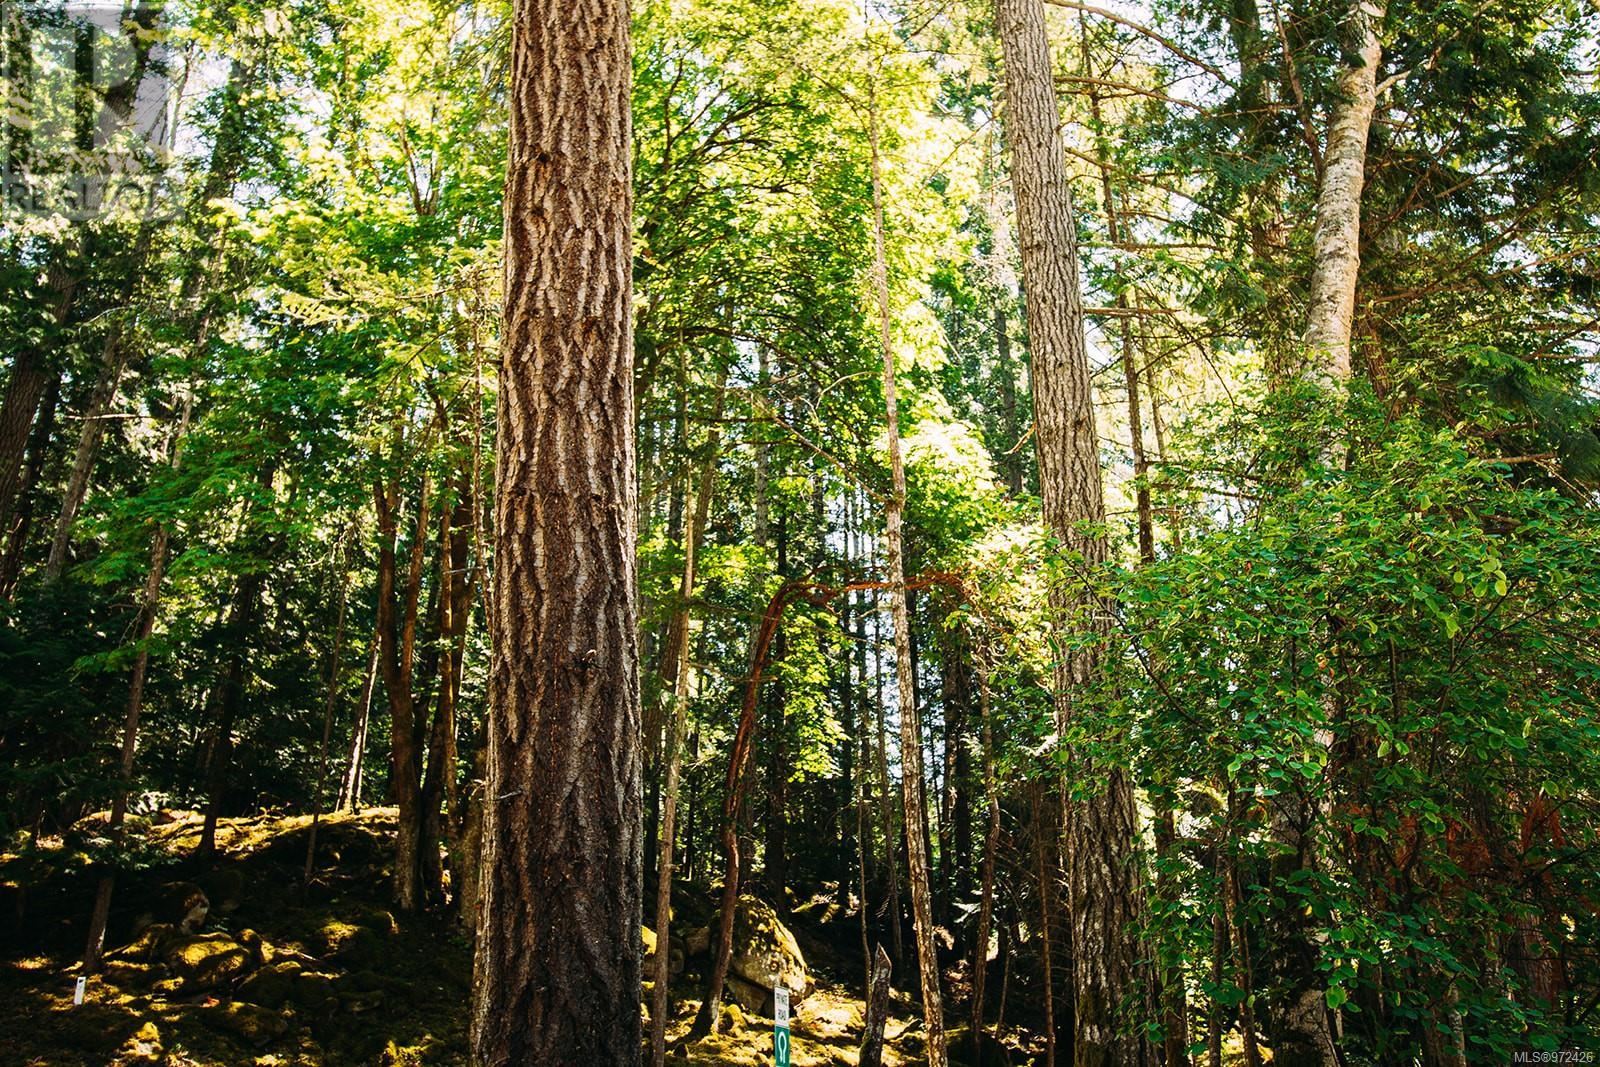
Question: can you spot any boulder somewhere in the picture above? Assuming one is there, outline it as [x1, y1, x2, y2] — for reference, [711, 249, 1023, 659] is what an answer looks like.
[725, 896, 809, 1007]
[726, 973, 771, 1015]
[101, 959, 159, 990]
[236, 961, 301, 1008]
[359, 908, 399, 936]
[202, 1001, 288, 1046]
[163, 932, 258, 991]
[119, 1020, 162, 1063]
[106, 922, 175, 963]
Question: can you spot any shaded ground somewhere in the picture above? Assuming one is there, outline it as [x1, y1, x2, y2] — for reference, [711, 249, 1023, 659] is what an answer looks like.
[1, 809, 1041, 1065]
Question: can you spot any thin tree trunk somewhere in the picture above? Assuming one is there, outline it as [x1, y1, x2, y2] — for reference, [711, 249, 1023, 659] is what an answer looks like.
[470, 0, 641, 1056]
[45, 328, 128, 579]
[420, 484, 472, 906]
[869, 83, 946, 1067]
[649, 376, 725, 1067]
[766, 498, 790, 916]
[970, 646, 1002, 1054]
[198, 457, 278, 860]
[690, 583, 795, 1039]
[339, 639, 379, 813]
[375, 459, 429, 911]
[1226, 789, 1263, 1067]
[1208, 869, 1225, 1067]
[304, 551, 351, 882]
[849, 490, 875, 977]
[872, 576, 905, 972]
[81, 386, 194, 974]
[1036, 788, 1058, 1067]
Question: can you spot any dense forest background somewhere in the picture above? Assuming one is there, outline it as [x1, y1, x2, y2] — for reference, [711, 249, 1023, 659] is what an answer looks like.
[3, 0, 1599, 1063]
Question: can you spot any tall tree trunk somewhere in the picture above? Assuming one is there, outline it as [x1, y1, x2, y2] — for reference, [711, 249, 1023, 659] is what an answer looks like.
[197, 457, 278, 860]
[1303, 0, 1385, 384]
[375, 461, 430, 911]
[649, 376, 725, 1067]
[766, 500, 790, 915]
[469, 0, 641, 1058]
[970, 645, 1002, 1053]
[690, 583, 795, 1039]
[1262, 5, 1384, 1063]
[871, 574, 905, 972]
[81, 388, 194, 974]
[1085, 68, 1188, 1063]
[422, 474, 477, 906]
[995, 0, 1153, 1063]
[304, 552, 351, 881]
[869, 85, 946, 1067]
[1305, 0, 1382, 382]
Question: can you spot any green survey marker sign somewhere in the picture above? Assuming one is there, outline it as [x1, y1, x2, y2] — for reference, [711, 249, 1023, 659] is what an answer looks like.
[773, 984, 791, 1067]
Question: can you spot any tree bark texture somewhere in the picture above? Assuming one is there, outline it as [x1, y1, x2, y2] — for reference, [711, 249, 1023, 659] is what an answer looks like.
[469, 0, 641, 1060]
[994, 0, 1154, 1063]
[1303, 0, 1385, 383]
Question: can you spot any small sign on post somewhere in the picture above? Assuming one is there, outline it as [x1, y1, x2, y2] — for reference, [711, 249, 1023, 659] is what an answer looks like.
[773, 984, 791, 1067]
[73, 976, 87, 1006]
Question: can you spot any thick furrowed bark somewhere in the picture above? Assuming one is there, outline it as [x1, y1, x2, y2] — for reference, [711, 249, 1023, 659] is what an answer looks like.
[994, 0, 1155, 1062]
[470, 1, 641, 1061]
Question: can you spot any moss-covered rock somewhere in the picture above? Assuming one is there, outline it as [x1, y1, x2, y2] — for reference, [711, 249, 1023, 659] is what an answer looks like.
[200, 1000, 289, 1046]
[118, 1020, 163, 1063]
[236, 960, 302, 1007]
[105, 921, 176, 963]
[727, 896, 811, 1009]
[162, 932, 257, 991]
[100, 959, 160, 990]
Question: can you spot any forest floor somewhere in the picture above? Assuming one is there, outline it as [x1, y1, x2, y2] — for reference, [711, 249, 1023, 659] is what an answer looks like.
[1, 809, 1041, 1065]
